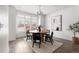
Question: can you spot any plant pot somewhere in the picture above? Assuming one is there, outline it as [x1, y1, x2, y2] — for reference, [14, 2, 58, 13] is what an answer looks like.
[72, 37, 79, 44]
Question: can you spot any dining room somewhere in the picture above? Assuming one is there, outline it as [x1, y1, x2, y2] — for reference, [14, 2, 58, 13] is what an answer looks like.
[8, 5, 63, 53]
[0, 0, 79, 59]
[8, 5, 79, 53]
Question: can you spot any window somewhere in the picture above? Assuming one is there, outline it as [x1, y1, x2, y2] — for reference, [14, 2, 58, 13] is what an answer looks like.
[25, 16, 31, 30]
[30, 16, 38, 30]
[16, 12, 38, 32]
[16, 14, 25, 32]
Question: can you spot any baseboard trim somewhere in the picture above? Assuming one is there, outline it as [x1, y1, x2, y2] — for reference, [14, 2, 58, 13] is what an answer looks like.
[16, 36, 26, 39]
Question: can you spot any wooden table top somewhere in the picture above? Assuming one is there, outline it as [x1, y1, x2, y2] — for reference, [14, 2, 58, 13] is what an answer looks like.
[29, 30, 46, 33]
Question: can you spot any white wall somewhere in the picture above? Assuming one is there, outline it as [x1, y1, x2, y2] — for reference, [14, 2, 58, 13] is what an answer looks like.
[41, 15, 46, 27]
[8, 6, 16, 41]
[45, 6, 79, 40]
[0, 6, 9, 52]
[38, 14, 45, 27]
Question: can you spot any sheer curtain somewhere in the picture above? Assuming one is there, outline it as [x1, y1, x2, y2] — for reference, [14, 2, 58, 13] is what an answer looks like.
[16, 12, 38, 38]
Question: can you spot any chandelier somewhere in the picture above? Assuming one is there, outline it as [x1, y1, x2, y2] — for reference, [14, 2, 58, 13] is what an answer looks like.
[37, 5, 43, 15]
[37, 5, 44, 26]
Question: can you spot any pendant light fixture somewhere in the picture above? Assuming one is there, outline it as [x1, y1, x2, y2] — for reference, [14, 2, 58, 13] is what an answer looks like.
[37, 5, 43, 26]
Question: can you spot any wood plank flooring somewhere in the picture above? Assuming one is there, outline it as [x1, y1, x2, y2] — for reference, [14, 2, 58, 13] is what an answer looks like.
[9, 37, 79, 53]
[54, 37, 79, 53]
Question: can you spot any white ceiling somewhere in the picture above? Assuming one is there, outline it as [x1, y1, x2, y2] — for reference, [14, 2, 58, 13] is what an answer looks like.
[13, 5, 74, 15]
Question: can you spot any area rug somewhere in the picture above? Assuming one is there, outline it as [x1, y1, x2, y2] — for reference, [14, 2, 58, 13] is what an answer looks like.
[27, 40, 63, 53]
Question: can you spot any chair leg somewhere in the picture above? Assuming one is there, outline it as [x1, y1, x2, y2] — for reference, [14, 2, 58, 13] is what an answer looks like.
[39, 42, 41, 48]
[39, 44, 40, 48]
[39, 40, 41, 48]
[26, 37, 28, 41]
[32, 41, 34, 47]
[50, 39, 53, 45]
[30, 36, 32, 40]
[26, 36, 29, 41]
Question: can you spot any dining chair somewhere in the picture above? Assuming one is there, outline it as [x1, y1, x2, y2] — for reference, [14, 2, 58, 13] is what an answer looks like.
[45, 32, 53, 45]
[26, 30, 32, 41]
[32, 33, 41, 48]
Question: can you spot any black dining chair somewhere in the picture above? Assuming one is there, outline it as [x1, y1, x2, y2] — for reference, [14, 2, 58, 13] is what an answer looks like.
[45, 32, 54, 45]
[26, 30, 32, 41]
[32, 33, 41, 48]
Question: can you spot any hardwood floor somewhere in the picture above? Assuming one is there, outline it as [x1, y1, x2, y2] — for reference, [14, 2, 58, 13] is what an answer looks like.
[9, 38, 33, 53]
[54, 37, 79, 53]
[9, 37, 79, 53]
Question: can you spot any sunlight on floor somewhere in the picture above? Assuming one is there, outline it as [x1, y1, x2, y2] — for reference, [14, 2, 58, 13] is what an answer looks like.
[11, 39, 33, 53]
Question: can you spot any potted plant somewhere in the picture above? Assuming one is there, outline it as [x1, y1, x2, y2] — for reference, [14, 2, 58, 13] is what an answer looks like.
[69, 21, 79, 44]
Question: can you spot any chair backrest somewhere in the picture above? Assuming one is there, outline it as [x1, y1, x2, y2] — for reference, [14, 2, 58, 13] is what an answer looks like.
[50, 32, 53, 39]
[26, 30, 30, 36]
[26, 30, 30, 34]
[32, 33, 40, 40]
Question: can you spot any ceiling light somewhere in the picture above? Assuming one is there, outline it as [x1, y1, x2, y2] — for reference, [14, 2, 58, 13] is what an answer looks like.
[37, 5, 43, 15]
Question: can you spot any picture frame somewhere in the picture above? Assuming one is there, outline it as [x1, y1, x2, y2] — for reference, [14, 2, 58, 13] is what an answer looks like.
[51, 15, 62, 31]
